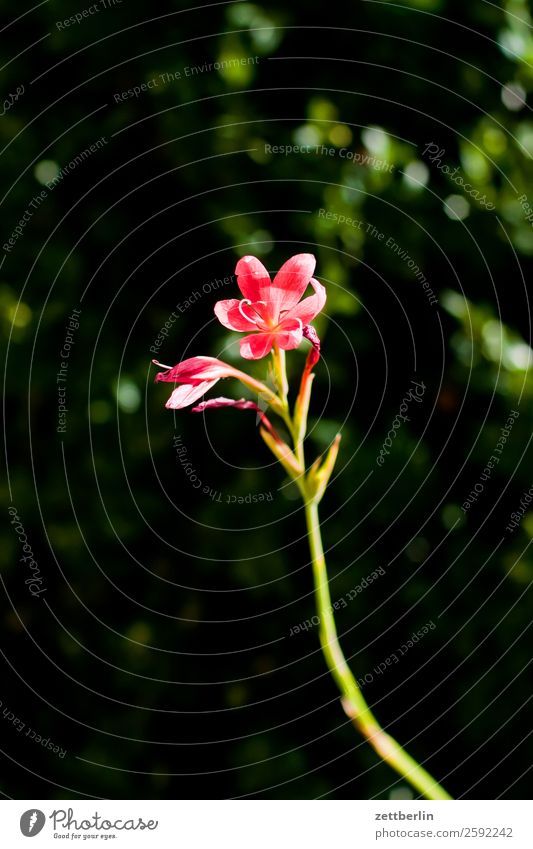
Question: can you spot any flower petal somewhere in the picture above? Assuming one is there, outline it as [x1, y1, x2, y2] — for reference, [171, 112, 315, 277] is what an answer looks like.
[235, 255, 271, 302]
[274, 323, 304, 351]
[214, 299, 257, 331]
[154, 356, 235, 384]
[164, 379, 219, 409]
[239, 332, 274, 359]
[192, 397, 260, 412]
[269, 253, 316, 318]
[280, 278, 326, 325]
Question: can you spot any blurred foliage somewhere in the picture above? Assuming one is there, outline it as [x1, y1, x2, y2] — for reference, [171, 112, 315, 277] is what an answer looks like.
[1, 0, 532, 799]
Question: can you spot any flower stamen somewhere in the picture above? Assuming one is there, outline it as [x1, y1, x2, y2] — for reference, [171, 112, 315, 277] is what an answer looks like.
[239, 299, 269, 325]
[238, 299, 257, 324]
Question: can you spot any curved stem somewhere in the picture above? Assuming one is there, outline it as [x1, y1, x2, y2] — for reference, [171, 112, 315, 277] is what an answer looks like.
[304, 499, 452, 801]
[259, 347, 450, 798]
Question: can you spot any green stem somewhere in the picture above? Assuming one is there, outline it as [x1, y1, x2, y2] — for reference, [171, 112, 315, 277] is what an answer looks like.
[260, 341, 450, 799]
[304, 498, 452, 801]
[232, 368, 281, 413]
[268, 344, 299, 443]
[271, 344, 289, 407]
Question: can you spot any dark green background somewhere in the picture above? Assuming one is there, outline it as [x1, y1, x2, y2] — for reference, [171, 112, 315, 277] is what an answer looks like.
[1, 0, 532, 799]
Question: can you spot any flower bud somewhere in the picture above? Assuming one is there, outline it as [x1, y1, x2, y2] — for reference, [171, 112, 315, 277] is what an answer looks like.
[306, 434, 341, 503]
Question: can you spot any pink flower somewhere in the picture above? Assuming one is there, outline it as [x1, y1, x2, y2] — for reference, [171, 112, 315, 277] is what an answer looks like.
[214, 254, 326, 360]
[153, 356, 240, 409]
[153, 356, 281, 411]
